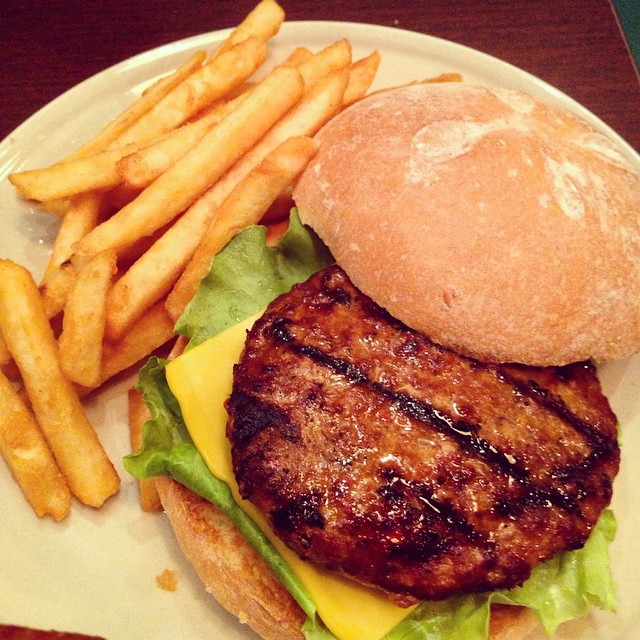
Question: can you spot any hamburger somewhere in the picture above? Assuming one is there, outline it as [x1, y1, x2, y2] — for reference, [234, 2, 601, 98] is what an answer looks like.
[125, 82, 640, 640]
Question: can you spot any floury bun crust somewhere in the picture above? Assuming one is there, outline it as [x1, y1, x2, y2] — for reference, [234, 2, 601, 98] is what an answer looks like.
[293, 83, 640, 366]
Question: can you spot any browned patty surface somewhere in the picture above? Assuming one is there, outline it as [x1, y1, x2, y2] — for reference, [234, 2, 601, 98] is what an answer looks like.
[227, 265, 619, 603]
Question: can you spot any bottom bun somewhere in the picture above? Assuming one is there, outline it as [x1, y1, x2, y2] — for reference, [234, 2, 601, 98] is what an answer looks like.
[156, 476, 541, 640]
[155, 476, 306, 640]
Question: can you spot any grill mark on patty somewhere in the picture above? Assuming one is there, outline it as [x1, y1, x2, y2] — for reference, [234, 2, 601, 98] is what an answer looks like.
[229, 389, 301, 445]
[497, 368, 616, 462]
[268, 314, 604, 517]
[378, 467, 484, 547]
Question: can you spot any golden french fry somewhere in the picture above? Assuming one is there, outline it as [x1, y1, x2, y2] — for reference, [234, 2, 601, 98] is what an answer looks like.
[74, 50, 207, 160]
[212, 0, 285, 59]
[281, 47, 313, 67]
[128, 388, 162, 512]
[39, 192, 104, 321]
[265, 218, 291, 246]
[77, 303, 175, 399]
[38, 197, 73, 217]
[58, 250, 118, 387]
[103, 202, 209, 342]
[116, 96, 242, 190]
[8, 143, 140, 202]
[99, 302, 175, 385]
[343, 50, 381, 105]
[422, 72, 463, 83]
[168, 334, 189, 360]
[40, 260, 79, 320]
[76, 65, 305, 258]
[0, 260, 120, 507]
[0, 369, 71, 521]
[42, 192, 103, 285]
[167, 135, 317, 318]
[298, 39, 352, 88]
[215, 66, 348, 199]
[34, 51, 207, 216]
[0, 332, 11, 368]
[115, 37, 268, 148]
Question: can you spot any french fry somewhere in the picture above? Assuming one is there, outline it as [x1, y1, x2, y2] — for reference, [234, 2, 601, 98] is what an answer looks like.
[0, 259, 120, 507]
[0, 333, 11, 368]
[116, 95, 245, 190]
[8, 143, 140, 202]
[0, 369, 71, 521]
[71, 50, 207, 160]
[76, 303, 176, 399]
[40, 259, 79, 320]
[422, 72, 463, 83]
[265, 218, 291, 246]
[297, 39, 352, 88]
[107, 135, 316, 341]
[2, 0, 387, 520]
[164, 68, 348, 321]
[39, 192, 104, 322]
[210, 66, 348, 202]
[98, 301, 175, 386]
[39, 192, 103, 322]
[212, 0, 285, 59]
[75, 65, 305, 258]
[281, 47, 313, 68]
[103, 204, 210, 342]
[114, 36, 269, 148]
[168, 334, 189, 360]
[35, 50, 207, 216]
[58, 250, 118, 387]
[128, 388, 161, 512]
[41, 192, 103, 285]
[167, 136, 317, 318]
[343, 50, 381, 105]
[37, 198, 72, 217]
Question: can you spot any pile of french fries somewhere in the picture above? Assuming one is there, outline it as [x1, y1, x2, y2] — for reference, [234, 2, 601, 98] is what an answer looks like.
[0, 0, 384, 521]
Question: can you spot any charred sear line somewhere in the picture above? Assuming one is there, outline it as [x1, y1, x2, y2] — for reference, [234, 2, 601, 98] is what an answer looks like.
[497, 368, 617, 461]
[270, 323, 524, 471]
[228, 390, 301, 445]
[267, 320, 597, 515]
[389, 391, 530, 481]
[378, 467, 484, 548]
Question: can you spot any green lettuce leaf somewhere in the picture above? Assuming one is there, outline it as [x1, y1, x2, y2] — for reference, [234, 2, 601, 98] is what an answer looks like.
[124, 211, 617, 640]
[175, 209, 333, 348]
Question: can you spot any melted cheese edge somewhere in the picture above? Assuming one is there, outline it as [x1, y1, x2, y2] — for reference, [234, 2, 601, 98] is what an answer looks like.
[165, 315, 416, 640]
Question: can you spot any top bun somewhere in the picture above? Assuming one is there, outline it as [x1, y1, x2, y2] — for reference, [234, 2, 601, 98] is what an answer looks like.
[294, 82, 640, 366]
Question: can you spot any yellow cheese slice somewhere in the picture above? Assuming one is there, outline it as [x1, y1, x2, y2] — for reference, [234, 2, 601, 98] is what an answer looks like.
[166, 315, 416, 640]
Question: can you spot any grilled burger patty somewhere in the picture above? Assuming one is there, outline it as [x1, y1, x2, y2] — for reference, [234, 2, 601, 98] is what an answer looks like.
[227, 265, 620, 602]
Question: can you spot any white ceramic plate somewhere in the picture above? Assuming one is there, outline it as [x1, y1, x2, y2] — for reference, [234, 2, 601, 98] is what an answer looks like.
[0, 21, 638, 640]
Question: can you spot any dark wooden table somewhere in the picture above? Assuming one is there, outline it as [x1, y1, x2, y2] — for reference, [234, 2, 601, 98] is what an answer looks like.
[2, 0, 639, 151]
